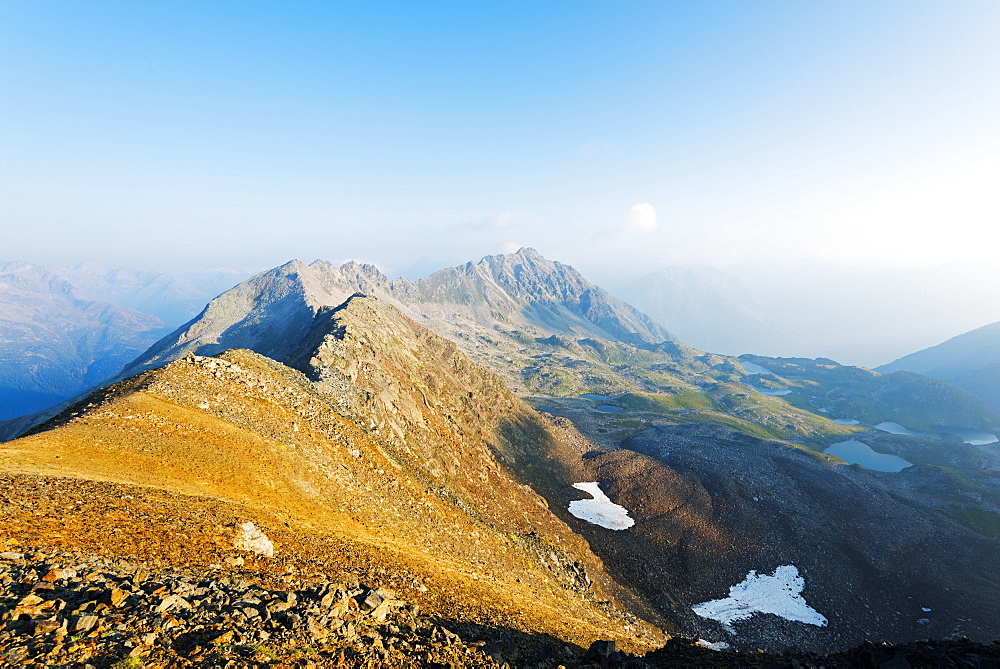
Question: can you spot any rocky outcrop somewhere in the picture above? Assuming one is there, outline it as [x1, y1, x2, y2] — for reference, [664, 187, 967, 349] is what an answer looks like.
[399, 248, 674, 346]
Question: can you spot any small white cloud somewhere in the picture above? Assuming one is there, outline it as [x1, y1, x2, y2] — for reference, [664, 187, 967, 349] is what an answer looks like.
[625, 203, 659, 232]
[461, 211, 537, 232]
[499, 242, 522, 254]
[490, 212, 517, 228]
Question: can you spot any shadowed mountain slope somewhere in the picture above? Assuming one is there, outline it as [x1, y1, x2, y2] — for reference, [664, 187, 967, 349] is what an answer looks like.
[0, 296, 665, 654]
[608, 424, 1000, 651]
[470, 400, 1000, 653]
[741, 354, 1000, 432]
[878, 320, 1000, 414]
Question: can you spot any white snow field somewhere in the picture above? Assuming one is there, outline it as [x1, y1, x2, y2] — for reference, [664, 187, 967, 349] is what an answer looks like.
[567, 482, 635, 530]
[692, 565, 827, 632]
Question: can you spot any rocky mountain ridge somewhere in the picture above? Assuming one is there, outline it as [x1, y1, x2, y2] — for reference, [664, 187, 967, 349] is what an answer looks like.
[5, 249, 993, 453]
[1, 296, 669, 663]
[4, 281, 1000, 663]
[121, 248, 672, 377]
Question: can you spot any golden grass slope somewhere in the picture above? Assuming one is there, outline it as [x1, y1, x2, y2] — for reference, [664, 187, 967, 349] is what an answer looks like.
[0, 297, 666, 652]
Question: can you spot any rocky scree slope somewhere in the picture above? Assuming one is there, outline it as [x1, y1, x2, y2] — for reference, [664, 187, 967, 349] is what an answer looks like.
[4, 549, 998, 669]
[476, 404, 1000, 653]
[0, 296, 667, 660]
[0, 547, 507, 668]
[615, 423, 1000, 651]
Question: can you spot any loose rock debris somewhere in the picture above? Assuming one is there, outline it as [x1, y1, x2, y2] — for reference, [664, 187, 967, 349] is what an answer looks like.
[0, 550, 506, 667]
[4, 551, 1000, 667]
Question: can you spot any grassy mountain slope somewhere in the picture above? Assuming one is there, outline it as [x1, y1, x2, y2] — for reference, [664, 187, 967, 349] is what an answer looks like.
[0, 297, 665, 653]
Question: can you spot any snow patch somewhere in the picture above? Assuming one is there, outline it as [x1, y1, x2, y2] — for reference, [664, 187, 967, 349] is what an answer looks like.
[568, 482, 635, 530]
[692, 565, 826, 632]
[697, 639, 730, 651]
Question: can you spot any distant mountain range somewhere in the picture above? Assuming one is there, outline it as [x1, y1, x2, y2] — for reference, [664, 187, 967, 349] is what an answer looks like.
[607, 266, 789, 356]
[878, 320, 1000, 413]
[0, 261, 248, 420]
[0, 262, 172, 420]
[52, 262, 244, 325]
[605, 261, 1000, 367]
[5, 249, 996, 448]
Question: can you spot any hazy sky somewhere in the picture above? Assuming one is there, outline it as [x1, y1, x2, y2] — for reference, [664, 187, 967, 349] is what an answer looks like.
[2, 1, 998, 279]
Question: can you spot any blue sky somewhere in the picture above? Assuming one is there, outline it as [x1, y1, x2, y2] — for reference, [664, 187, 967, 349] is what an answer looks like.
[2, 1, 998, 277]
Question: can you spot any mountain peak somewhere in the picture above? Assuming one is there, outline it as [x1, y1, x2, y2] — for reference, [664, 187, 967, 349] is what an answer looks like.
[277, 258, 310, 274]
[109, 250, 674, 396]
[510, 246, 544, 259]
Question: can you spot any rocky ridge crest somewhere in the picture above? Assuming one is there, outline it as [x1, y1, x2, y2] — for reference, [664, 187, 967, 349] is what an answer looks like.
[1, 296, 667, 662]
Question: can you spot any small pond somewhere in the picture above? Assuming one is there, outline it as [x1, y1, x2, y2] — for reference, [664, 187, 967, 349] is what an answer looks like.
[595, 405, 623, 413]
[581, 393, 610, 401]
[874, 422, 941, 440]
[934, 426, 999, 445]
[741, 360, 781, 377]
[833, 418, 860, 425]
[824, 439, 913, 472]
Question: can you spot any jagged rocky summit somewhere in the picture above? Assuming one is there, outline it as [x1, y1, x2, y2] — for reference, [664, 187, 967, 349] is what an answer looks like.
[123, 247, 673, 376]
